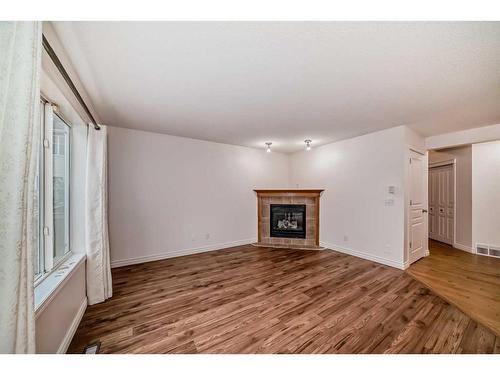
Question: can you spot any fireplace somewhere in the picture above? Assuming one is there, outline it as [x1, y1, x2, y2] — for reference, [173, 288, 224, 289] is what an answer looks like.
[253, 189, 323, 249]
[270, 204, 306, 239]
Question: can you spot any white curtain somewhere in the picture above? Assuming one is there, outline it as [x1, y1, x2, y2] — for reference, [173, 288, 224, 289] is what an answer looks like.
[0, 21, 42, 353]
[85, 125, 112, 305]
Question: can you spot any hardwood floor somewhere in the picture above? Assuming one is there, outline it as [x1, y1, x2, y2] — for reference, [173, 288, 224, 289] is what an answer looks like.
[407, 240, 500, 337]
[68, 245, 500, 354]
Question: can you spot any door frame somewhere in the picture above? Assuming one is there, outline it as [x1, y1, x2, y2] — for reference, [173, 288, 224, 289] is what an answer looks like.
[428, 158, 457, 249]
[404, 147, 428, 268]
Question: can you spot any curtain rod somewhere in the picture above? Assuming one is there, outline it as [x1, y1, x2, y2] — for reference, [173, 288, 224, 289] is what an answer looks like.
[42, 34, 101, 131]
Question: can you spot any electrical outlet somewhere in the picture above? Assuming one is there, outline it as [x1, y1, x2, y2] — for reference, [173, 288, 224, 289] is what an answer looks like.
[384, 244, 392, 255]
[84, 342, 101, 354]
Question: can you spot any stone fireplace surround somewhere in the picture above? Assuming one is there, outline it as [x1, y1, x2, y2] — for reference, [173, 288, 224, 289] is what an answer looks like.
[253, 189, 324, 250]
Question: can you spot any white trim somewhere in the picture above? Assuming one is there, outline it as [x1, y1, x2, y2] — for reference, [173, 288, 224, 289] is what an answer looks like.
[409, 146, 426, 156]
[44, 103, 54, 272]
[57, 297, 87, 354]
[111, 238, 257, 268]
[35, 252, 86, 317]
[34, 250, 72, 288]
[429, 159, 455, 168]
[453, 242, 474, 253]
[320, 241, 406, 270]
[402, 246, 428, 270]
[428, 160, 457, 247]
[452, 160, 458, 249]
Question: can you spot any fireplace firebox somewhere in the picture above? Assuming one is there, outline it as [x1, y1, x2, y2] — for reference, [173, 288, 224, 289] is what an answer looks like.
[270, 204, 306, 239]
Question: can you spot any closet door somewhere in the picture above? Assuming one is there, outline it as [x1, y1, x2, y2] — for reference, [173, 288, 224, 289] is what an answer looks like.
[429, 164, 454, 245]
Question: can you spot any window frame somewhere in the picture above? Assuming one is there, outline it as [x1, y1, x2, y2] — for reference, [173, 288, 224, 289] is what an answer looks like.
[34, 99, 45, 283]
[34, 100, 72, 286]
[51, 112, 71, 265]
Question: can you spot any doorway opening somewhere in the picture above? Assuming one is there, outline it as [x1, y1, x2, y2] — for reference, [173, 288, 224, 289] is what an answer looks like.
[407, 141, 500, 337]
[428, 145, 471, 251]
[429, 162, 455, 245]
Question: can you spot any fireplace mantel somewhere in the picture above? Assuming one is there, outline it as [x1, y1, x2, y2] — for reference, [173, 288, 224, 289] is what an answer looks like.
[253, 189, 324, 195]
[253, 189, 324, 250]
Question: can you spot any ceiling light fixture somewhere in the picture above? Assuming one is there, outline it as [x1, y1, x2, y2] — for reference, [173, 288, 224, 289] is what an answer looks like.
[305, 139, 312, 151]
[265, 142, 272, 153]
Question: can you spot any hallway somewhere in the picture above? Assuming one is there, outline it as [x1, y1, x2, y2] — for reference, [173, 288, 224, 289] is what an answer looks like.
[407, 240, 500, 337]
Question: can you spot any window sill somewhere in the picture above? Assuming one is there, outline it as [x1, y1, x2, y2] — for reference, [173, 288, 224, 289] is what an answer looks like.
[35, 252, 86, 318]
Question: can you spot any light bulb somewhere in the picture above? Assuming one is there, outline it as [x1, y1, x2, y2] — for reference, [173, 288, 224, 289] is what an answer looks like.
[305, 140, 312, 151]
[265, 142, 272, 153]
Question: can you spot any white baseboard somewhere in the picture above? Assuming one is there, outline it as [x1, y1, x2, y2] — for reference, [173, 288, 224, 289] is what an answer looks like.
[57, 297, 87, 354]
[453, 242, 474, 253]
[402, 248, 429, 270]
[111, 238, 257, 268]
[320, 241, 405, 270]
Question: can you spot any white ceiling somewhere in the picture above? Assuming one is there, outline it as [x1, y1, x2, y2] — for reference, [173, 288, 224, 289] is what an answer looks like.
[52, 22, 500, 153]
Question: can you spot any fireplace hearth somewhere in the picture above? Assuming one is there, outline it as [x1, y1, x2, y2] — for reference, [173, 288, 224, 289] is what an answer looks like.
[270, 204, 306, 238]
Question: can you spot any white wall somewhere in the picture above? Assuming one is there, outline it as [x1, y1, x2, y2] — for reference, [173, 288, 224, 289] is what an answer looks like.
[472, 140, 500, 249]
[429, 146, 472, 249]
[35, 262, 86, 353]
[289, 126, 411, 269]
[107, 126, 290, 267]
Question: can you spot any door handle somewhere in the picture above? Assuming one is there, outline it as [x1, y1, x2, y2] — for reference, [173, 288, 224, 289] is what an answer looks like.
[422, 209, 428, 213]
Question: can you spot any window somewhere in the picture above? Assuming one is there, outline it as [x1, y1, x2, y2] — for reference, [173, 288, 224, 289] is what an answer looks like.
[34, 101, 71, 282]
[33, 100, 43, 279]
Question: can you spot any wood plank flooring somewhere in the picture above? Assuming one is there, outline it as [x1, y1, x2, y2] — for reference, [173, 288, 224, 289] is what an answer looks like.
[68, 245, 500, 353]
[407, 240, 500, 337]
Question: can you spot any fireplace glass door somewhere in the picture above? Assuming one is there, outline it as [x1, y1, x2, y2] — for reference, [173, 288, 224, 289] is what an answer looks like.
[270, 204, 306, 238]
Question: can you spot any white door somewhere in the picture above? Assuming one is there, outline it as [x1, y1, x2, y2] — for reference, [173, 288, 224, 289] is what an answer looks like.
[408, 150, 427, 264]
[428, 164, 454, 245]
